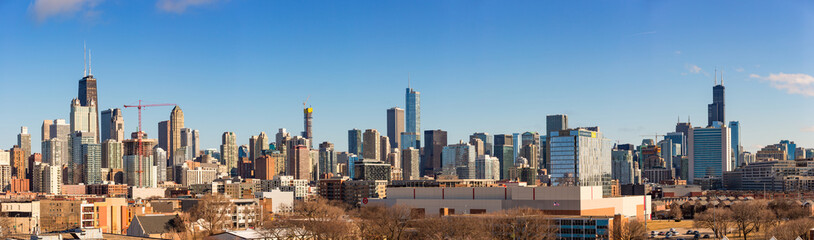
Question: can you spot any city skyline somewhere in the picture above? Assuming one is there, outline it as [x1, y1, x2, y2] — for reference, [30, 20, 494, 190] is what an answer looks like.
[3, 1, 814, 154]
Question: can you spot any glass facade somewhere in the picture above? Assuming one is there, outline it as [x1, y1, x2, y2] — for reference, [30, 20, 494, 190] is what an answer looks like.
[729, 121, 741, 166]
[404, 88, 421, 148]
[549, 129, 612, 195]
[555, 217, 611, 240]
[441, 143, 475, 179]
[689, 126, 731, 182]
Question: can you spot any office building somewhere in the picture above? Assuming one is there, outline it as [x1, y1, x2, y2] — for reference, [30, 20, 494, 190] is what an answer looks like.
[153, 147, 167, 182]
[729, 121, 741, 167]
[379, 136, 391, 162]
[124, 155, 155, 187]
[82, 143, 102, 184]
[169, 106, 184, 160]
[348, 128, 363, 155]
[401, 147, 420, 180]
[42, 138, 65, 166]
[363, 129, 381, 160]
[470, 132, 493, 156]
[78, 68, 100, 140]
[254, 155, 277, 180]
[250, 132, 270, 162]
[707, 79, 725, 127]
[10, 147, 26, 179]
[41, 120, 52, 143]
[475, 155, 499, 180]
[688, 125, 732, 183]
[17, 127, 31, 158]
[520, 132, 540, 169]
[612, 150, 636, 185]
[441, 141, 476, 179]
[101, 139, 123, 169]
[404, 86, 421, 147]
[100, 108, 124, 142]
[70, 99, 98, 143]
[221, 132, 238, 176]
[548, 128, 612, 196]
[158, 120, 170, 156]
[287, 136, 311, 180]
[780, 140, 797, 161]
[494, 134, 515, 180]
[546, 114, 569, 136]
[664, 132, 686, 157]
[318, 142, 337, 175]
[353, 159, 390, 181]
[386, 107, 405, 149]
[423, 130, 447, 177]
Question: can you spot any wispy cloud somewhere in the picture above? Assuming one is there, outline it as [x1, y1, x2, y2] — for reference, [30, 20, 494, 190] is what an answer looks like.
[29, 0, 103, 23]
[687, 64, 702, 74]
[751, 72, 814, 96]
[735, 67, 744, 72]
[674, 50, 682, 55]
[156, 0, 223, 13]
[802, 126, 814, 132]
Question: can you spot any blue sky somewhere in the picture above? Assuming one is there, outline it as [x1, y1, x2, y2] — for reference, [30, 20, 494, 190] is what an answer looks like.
[2, 0, 814, 154]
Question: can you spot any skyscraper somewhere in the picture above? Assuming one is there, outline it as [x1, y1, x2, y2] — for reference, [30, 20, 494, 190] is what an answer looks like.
[70, 99, 98, 143]
[254, 155, 277, 180]
[422, 130, 447, 177]
[192, 129, 200, 158]
[286, 136, 311, 180]
[250, 132, 269, 161]
[348, 129, 363, 155]
[78, 71, 99, 142]
[101, 139, 123, 169]
[363, 129, 381, 160]
[612, 149, 636, 185]
[729, 121, 742, 167]
[379, 136, 390, 162]
[318, 142, 337, 176]
[548, 128, 612, 195]
[303, 106, 313, 148]
[707, 77, 725, 127]
[17, 127, 31, 158]
[470, 133, 493, 156]
[688, 125, 732, 183]
[221, 132, 238, 176]
[100, 108, 124, 142]
[494, 134, 514, 180]
[10, 147, 26, 180]
[158, 121, 170, 156]
[441, 141, 475, 179]
[520, 132, 540, 169]
[387, 107, 405, 149]
[41, 120, 53, 143]
[401, 147, 420, 180]
[169, 106, 184, 160]
[49, 119, 71, 165]
[82, 143, 102, 184]
[402, 87, 421, 149]
[546, 114, 568, 136]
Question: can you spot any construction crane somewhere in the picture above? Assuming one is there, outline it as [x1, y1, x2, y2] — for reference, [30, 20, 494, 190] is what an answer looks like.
[640, 133, 666, 145]
[303, 95, 311, 108]
[123, 100, 176, 187]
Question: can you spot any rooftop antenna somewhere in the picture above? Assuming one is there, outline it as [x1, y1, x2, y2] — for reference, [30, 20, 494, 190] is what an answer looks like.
[88, 49, 92, 76]
[83, 41, 87, 76]
[714, 67, 717, 85]
[721, 68, 724, 86]
[677, 116, 680, 124]
[408, 72, 411, 89]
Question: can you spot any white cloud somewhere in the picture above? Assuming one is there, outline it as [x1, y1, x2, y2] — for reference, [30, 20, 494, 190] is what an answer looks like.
[688, 64, 702, 74]
[751, 72, 814, 96]
[156, 0, 222, 13]
[735, 67, 744, 72]
[30, 0, 102, 23]
[674, 50, 681, 55]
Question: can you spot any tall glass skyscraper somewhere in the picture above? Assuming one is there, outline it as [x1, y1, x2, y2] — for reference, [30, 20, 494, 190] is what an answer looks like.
[707, 84, 725, 127]
[402, 87, 421, 149]
[728, 121, 741, 167]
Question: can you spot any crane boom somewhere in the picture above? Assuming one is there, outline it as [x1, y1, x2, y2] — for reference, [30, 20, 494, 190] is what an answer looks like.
[123, 100, 176, 187]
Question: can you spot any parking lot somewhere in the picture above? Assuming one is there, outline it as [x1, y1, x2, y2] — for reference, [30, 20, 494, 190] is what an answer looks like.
[650, 227, 716, 239]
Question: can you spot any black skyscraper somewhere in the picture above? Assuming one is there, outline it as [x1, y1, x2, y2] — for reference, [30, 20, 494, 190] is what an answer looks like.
[422, 130, 447, 177]
[707, 84, 725, 126]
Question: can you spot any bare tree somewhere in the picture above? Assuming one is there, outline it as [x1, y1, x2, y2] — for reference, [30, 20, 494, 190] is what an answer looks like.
[269, 198, 356, 240]
[354, 205, 412, 240]
[669, 203, 683, 220]
[410, 215, 489, 240]
[611, 219, 647, 240]
[769, 200, 811, 220]
[484, 208, 558, 240]
[694, 208, 733, 238]
[189, 193, 235, 236]
[768, 217, 814, 240]
[730, 201, 773, 240]
[0, 216, 12, 238]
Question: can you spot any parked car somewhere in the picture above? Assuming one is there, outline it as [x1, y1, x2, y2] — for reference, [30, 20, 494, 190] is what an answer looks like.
[693, 231, 700, 235]
[658, 232, 666, 236]
[687, 230, 694, 234]
[703, 234, 710, 238]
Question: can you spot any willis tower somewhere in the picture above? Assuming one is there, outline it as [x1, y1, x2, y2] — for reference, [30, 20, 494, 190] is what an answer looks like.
[707, 71, 724, 127]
